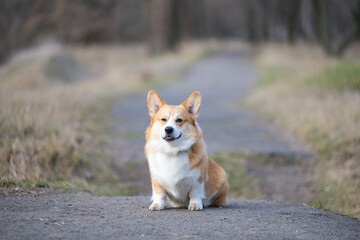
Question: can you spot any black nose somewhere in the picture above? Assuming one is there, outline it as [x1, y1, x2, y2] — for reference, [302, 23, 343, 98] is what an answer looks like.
[165, 126, 174, 134]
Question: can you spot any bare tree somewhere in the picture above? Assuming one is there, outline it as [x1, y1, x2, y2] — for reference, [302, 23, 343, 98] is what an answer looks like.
[0, 0, 359, 61]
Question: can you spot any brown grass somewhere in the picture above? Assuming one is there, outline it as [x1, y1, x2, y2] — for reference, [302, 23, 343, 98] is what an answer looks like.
[245, 43, 360, 218]
[0, 41, 213, 189]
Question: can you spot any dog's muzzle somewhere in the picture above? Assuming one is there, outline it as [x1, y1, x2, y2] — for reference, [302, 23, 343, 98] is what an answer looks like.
[163, 133, 182, 142]
[163, 126, 182, 142]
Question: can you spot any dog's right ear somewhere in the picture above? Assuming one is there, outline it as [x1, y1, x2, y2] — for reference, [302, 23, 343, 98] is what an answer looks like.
[147, 90, 165, 117]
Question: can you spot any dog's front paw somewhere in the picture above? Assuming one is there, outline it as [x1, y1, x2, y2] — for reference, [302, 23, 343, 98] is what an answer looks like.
[188, 203, 203, 211]
[149, 202, 165, 211]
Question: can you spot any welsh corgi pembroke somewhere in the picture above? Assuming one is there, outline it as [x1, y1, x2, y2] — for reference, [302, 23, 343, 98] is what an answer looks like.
[145, 90, 229, 211]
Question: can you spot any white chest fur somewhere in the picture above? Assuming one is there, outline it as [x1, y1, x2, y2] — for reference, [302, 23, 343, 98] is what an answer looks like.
[147, 150, 203, 203]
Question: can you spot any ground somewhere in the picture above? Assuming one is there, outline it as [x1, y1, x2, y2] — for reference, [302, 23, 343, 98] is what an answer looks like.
[1, 193, 359, 239]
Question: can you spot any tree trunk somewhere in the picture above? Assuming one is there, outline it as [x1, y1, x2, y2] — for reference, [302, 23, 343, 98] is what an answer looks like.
[147, 0, 169, 54]
[312, 0, 333, 55]
[335, 0, 360, 56]
[147, 0, 181, 54]
[286, 0, 300, 43]
[167, 0, 180, 51]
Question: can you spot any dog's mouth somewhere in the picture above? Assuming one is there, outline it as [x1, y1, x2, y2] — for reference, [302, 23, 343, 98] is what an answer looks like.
[163, 133, 182, 142]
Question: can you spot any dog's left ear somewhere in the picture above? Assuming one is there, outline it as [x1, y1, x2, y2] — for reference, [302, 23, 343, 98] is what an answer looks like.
[182, 91, 201, 118]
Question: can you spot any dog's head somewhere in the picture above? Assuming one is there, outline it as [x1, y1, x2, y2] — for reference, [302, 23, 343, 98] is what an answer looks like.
[146, 90, 201, 153]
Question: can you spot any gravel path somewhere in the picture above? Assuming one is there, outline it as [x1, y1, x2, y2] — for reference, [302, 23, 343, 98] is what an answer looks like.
[1, 193, 359, 240]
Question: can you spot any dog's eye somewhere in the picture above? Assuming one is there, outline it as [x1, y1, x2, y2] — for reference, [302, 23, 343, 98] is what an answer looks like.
[176, 119, 183, 123]
[161, 118, 167, 122]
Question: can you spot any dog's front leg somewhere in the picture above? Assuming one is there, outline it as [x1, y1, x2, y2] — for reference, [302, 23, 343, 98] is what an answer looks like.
[149, 179, 166, 211]
[188, 182, 205, 211]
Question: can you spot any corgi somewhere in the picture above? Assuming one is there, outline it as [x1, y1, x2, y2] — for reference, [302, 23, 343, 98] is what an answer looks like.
[145, 90, 229, 211]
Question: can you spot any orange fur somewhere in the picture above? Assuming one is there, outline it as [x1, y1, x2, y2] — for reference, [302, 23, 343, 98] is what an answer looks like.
[145, 90, 229, 210]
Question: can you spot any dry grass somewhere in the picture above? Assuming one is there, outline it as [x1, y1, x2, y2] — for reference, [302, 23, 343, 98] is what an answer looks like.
[212, 152, 263, 199]
[0, 41, 214, 191]
[245, 43, 360, 218]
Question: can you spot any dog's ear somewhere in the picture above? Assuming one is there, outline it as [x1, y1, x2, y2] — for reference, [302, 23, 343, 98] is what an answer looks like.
[182, 91, 201, 118]
[147, 90, 165, 117]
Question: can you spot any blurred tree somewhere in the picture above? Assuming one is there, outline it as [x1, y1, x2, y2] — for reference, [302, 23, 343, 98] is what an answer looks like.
[312, 0, 360, 56]
[336, 0, 360, 56]
[147, 0, 206, 54]
[312, 0, 333, 54]
[0, 0, 359, 61]
[285, 0, 301, 43]
[168, 0, 181, 51]
[148, 0, 169, 54]
[181, 0, 206, 39]
[147, 0, 181, 54]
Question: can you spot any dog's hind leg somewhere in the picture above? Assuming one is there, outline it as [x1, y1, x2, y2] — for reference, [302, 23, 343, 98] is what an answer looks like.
[209, 181, 229, 207]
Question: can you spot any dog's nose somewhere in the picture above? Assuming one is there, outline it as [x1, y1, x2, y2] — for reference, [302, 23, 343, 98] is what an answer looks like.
[165, 126, 174, 134]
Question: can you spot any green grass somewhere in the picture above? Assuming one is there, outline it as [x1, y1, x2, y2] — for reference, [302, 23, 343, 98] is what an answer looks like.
[212, 152, 263, 199]
[308, 62, 360, 91]
[312, 178, 360, 218]
[0, 177, 85, 193]
[246, 51, 360, 218]
[312, 201, 332, 212]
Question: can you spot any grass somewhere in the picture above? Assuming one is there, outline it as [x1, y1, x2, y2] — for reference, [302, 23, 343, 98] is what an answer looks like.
[212, 152, 263, 199]
[245, 43, 360, 218]
[308, 62, 360, 91]
[241, 152, 299, 165]
[0, 176, 85, 194]
[312, 201, 332, 212]
[90, 186, 137, 196]
[256, 66, 294, 88]
[0, 41, 214, 195]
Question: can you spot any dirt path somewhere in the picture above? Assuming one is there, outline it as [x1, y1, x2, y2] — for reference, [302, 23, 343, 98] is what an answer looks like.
[109, 49, 313, 202]
[1, 193, 359, 240]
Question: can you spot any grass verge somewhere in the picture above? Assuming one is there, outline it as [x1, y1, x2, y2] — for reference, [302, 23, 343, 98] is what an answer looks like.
[245, 43, 360, 218]
[0, 177, 85, 196]
[212, 152, 263, 199]
[0, 41, 214, 195]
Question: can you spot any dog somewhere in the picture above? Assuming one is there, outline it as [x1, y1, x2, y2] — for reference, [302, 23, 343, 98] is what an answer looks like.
[145, 90, 229, 211]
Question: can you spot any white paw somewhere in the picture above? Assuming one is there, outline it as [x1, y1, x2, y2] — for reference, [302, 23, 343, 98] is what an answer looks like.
[149, 202, 165, 211]
[188, 203, 203, 211]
